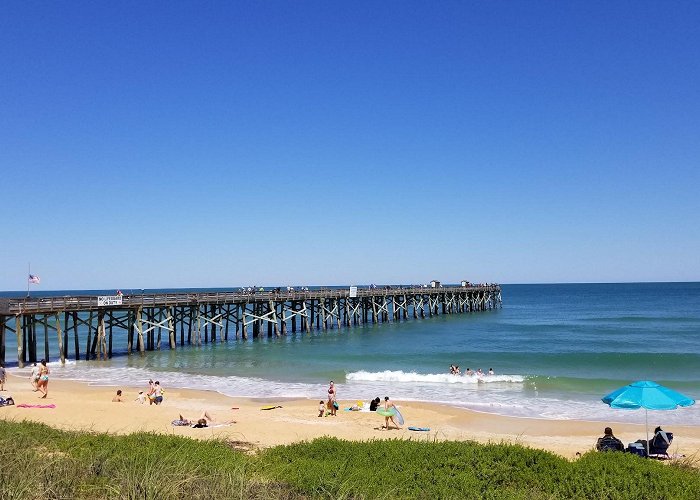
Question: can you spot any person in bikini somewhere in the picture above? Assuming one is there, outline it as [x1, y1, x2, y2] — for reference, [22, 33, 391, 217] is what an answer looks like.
[37, 359, 50, 398]
[382, 396, 401, 430]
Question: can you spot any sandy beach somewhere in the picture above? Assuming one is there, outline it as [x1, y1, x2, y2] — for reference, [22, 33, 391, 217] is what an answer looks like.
[1, 373, 699, 460]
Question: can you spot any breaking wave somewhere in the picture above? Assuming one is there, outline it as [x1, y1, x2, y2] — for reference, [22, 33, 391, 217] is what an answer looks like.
[346, 370, 525, 384]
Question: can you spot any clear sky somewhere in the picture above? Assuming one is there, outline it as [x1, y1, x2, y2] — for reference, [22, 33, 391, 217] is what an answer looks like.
[1, 1, 699, 290]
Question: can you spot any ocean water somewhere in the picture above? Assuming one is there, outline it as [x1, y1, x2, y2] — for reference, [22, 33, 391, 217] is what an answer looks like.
[4, 283, 700, 425]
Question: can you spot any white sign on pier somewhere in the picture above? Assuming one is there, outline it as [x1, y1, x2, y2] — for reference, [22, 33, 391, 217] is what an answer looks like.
[97, 295, 123, 307]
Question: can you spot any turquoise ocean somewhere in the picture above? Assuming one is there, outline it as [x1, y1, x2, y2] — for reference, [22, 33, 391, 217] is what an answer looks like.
[4, 282, 699, 425]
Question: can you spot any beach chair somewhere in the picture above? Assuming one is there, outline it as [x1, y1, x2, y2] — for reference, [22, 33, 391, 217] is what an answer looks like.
[648, 431, 673, 458]
[596, 435, 624, 452]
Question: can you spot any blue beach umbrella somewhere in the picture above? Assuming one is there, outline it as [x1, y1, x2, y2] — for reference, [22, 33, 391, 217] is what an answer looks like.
[602, 381, 695, 456]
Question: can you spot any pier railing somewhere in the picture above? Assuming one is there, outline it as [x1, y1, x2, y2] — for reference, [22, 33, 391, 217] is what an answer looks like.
[0, 285, 501, 315]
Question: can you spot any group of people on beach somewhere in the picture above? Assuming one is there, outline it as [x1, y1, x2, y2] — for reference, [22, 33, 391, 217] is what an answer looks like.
[449, 365, 494, 377]
[317, 381, 402, 430]
[596, 426, 674, 457]
[110, 379, 164, 404]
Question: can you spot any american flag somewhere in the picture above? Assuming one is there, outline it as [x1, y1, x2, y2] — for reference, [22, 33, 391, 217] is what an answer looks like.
[28, 274, 41, 284]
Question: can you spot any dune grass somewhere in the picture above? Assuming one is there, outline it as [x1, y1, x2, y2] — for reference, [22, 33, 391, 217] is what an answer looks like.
[0, 421, 698, 499]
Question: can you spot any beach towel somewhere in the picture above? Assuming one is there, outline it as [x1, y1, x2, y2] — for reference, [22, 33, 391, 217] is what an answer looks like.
[171, 419, 189, 426]
[17, 403, 55, 409]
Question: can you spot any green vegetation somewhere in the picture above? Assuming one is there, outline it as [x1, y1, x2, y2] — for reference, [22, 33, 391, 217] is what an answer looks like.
[0, 421, 697, 499]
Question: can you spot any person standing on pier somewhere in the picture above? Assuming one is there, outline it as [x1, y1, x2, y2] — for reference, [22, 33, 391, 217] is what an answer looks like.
[0, 364, 6, 391]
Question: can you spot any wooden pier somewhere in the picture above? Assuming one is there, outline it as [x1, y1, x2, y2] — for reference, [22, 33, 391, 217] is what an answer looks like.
[0, 284, 501, 367]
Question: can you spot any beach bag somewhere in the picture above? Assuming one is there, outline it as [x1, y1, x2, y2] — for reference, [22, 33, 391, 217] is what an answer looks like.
[0, 396, 14, 407]
[333, 401, 339, 410]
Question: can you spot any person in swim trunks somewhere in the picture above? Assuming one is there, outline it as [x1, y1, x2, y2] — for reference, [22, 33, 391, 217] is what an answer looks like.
[30, 362, 40, 391]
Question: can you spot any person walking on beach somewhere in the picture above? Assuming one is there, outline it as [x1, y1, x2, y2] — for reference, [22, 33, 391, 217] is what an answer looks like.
[30, 362, 40, 391]
[328, 381, 337, 416]
[383, 396, 400, 430]
[37, 359, 50, 398]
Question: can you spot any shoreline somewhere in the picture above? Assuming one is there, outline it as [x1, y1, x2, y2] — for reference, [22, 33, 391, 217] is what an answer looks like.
[2, 374, 700, 459]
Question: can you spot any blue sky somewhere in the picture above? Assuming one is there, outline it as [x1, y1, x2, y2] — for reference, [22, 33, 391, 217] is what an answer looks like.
[1, 1, 699, 290]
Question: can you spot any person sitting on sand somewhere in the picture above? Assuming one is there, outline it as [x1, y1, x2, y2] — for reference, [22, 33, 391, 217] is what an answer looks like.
[382, 396, 401, 430]
[596, 427, 624, 452]
[135, 391, 146, 404]
[369, 397, 380, 412]
[149, 381, 163, 405]
[318, 400, 325, 417]
[112, 390, 123, 402]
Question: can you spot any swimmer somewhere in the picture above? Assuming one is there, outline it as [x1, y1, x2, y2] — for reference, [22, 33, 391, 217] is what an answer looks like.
[465, 368, 473, 376]
[476, 368, 484, 377]
[488, 368, 495, 376]
[454, 365, 461, 375]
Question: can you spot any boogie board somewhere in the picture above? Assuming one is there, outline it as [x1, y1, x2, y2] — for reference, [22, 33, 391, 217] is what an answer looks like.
[260, 405, 283, 410]
[393, 407, 405, 425]
[408, 426, 430, 432]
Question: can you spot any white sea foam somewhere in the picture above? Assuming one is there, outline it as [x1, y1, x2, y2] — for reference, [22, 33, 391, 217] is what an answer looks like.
[346, 370, 525, 384]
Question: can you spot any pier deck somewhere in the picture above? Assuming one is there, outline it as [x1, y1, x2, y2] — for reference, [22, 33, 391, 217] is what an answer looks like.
[0, 284, 501, 367]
